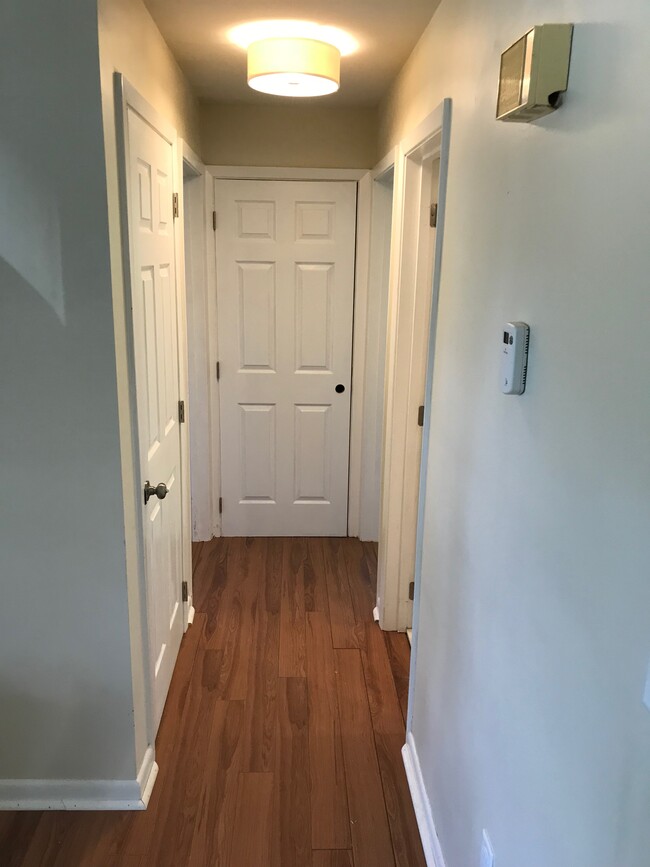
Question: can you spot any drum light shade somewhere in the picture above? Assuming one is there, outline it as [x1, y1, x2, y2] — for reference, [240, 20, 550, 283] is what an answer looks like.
[247, 37, 340, 97]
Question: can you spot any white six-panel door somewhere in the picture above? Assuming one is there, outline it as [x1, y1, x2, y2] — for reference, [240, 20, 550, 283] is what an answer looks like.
[215, 179, 357, 536]
[126, 101, 184, 732]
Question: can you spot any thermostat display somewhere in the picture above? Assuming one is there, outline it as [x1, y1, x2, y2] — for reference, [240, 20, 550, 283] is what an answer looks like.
[501, 322, 530, 394]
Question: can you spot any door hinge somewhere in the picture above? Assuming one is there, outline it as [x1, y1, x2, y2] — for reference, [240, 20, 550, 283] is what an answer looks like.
[212, 210, 217, 231]
[173, 192, 179, 219]
[178, 399, 185, 423]
[417, 405, 425, 427]
[430, 202, 438, 228]
[219, 496, 223, 515]
[182, 580, 188, 603]
[408, 581, 415, 601]
[216, 361, 220, 381]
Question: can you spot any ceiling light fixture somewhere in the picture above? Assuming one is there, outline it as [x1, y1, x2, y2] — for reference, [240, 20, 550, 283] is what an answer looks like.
[248, 36, 340, 97]
[229, 21, 358, 56]
[228, 20, 358, 98]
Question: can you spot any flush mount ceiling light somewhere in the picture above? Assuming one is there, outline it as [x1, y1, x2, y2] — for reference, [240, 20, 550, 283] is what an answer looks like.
[248, 36, 340, 97]
[228, 21, 358, 98]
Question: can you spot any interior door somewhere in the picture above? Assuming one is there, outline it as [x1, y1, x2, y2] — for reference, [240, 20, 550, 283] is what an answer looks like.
[125, 96, 183, 732]
[215, 179, 357, 536]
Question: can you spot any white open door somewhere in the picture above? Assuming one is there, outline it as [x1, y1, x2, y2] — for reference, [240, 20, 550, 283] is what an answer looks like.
[215, 179, 357, 537]
[119, 79, 184, 732]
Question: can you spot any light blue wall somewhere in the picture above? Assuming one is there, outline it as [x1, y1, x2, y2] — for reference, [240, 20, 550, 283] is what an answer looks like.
[0, 1, 136, 782]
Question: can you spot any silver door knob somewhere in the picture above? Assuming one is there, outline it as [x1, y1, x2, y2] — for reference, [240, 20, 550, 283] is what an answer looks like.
[144, 481, 169, 505]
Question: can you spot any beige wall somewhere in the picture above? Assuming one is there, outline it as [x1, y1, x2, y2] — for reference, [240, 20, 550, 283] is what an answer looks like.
[98, 0, 201, 154]
[380, 3, 650, 867]
[200, 102, 378, 168]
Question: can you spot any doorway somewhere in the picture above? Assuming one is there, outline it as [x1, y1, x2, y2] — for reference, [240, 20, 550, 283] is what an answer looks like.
[214, 178, 358, 537]
[376, 100, 452, 632]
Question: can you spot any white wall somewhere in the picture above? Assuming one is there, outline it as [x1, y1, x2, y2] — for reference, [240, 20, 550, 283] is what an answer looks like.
[0, 0, 137, 784]
[381, 2, 650, 866]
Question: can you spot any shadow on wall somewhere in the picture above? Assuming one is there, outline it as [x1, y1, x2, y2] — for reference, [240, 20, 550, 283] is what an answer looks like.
[0, 136, 65, 323]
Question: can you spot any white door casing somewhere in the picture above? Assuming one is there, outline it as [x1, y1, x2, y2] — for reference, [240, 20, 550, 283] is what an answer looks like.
[377, 102, 451, 632]
[215, 179, 357, 536]
[125, 97, 184, 732]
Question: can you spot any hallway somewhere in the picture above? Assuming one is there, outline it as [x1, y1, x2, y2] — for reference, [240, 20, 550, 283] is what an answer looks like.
[0, 538, 426, 866]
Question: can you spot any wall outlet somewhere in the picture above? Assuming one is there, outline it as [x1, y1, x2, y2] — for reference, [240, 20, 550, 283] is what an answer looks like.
[480, 830, 495, 867]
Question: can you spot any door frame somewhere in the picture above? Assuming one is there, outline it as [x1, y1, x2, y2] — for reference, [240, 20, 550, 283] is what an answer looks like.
[200, 165, 369, 539]
[181, 142, 218, 550]
[351, 149, 399, 544]
[114, 74, 192, 757]
[376, 99, 452, 631]
[406, 99, 452, 729]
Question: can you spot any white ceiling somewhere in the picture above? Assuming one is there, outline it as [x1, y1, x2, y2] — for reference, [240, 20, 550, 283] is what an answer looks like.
[144, 0, 441, 106]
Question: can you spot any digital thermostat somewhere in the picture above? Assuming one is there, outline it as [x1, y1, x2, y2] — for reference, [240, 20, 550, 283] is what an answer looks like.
[501, 322, 530, 394]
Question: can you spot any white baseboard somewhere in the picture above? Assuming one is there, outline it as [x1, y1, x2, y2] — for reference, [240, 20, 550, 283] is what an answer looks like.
[187, 604, 196, 625]
[402, 732, 447, 867]
[0, 745, 158, 811]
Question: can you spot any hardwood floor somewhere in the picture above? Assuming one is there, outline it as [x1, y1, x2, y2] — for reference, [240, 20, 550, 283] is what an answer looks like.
[0, 537, 426, 867]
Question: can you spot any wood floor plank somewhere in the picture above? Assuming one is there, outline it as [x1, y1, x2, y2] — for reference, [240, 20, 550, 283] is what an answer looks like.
[0, 812, 44, 867]
[322, 539, 360, 649]
[203, 536, 243, 648]
[361, 622, 405, 736]
[187, 699, 245, 867]
[279, 538, 307, 677]
[147, 649, 226, 866]
[241, 602, 280, 771]
[384, 631, 411, 725]
[94, 615, 209, 859]
[335, 649, 395, 867]
[375, 733, 428, 867]
[344, 537, 376, 625]
[191, 539, 204, 574]
[17, 813, 77, 867]
[3, 537, 425, 867]
[207, 537, 261, 699]
[306, 611, 350, 850]
[157, 613, 207, 759]
[229, 773, 274, 867]
[264, 537, 284, 614]
[305, 537, 330, 614]
[194, 538, 229, 631]
[362, 540, 379, 577]
[272, 677, 311, 867]
[312, 851, 354, 867]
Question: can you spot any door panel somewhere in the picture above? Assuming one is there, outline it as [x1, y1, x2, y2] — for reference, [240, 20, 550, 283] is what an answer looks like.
[295, 263, 333, 371]
[238, 262, 276, 370]
[127, 106, 183, 732]
[216, 179, 356, 536]
[240, 403, 276, 502]
[294, 404, 331, 502]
